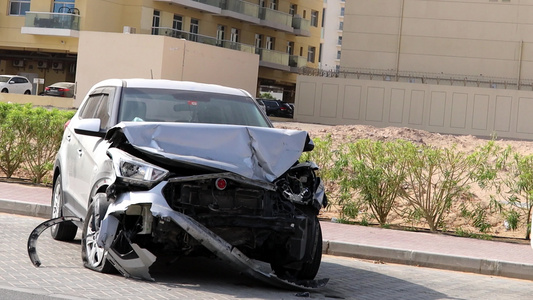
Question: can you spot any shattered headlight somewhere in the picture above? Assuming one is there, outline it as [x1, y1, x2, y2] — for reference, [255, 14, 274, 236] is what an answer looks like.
[107, 148, 169, 187]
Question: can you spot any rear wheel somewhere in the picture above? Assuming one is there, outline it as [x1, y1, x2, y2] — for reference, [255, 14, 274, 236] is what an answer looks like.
[50, 175, 77, 241]
[24, 90, 31, 95]
[81, 193, 115, 273]
[1, 89, 7, 93]
[272, 215, 323, 280]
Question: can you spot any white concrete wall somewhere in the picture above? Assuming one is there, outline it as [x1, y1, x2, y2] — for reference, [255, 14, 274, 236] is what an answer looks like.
[75, 31, 259, 107]
[295, 75, 533, 140]
[0, 94, 75, 109]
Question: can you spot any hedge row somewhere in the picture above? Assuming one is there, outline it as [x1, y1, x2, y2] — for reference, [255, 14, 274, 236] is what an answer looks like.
[0, 103, 74, 184]
[301, 136, 532, 239]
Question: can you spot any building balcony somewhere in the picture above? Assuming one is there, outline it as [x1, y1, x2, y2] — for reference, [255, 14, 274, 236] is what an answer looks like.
[259, 7, 293, 33]
[21, 12, 80, 37]
[156, 0, 222, 14]
[154, 27, 302, 72]
[292, 16, 311, 37]
[220, 0, 260, 24]
[155, 0, 304, 35]
[256, 48, 290, 72]
[289, 55, 308, 73]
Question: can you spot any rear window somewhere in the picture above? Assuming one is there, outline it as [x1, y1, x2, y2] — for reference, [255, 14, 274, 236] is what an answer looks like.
[118, 88, 271, 127]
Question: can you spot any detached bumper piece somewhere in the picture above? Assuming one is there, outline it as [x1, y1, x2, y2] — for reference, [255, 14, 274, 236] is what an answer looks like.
[27, 216, 83, 267]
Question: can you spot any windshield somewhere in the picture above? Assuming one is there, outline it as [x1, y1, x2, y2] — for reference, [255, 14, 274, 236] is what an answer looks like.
[118, 88, 271, 127]
[0, 77, 10, 83]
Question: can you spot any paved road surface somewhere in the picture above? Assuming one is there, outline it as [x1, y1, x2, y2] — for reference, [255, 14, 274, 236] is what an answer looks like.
[2, 213, 533, 300]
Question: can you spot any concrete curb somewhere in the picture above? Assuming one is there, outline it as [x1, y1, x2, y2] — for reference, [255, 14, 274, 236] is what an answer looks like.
[322, 240, 533, 281]
[0, 199, 50, 219]
[2, 199, 532, 282]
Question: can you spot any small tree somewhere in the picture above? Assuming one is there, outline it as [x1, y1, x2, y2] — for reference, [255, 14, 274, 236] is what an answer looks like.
[341, 139, 408, 226]
[400, 143, 484, 232]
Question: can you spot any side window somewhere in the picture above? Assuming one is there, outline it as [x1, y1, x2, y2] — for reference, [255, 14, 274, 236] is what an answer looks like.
[78, 87, 115, 130]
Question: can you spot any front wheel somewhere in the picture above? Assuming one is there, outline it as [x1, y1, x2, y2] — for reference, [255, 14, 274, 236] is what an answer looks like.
[272, 216, 323, 280]
[81, 193, 115, 273]
[24, 90, 31, 95]
[1, 89, 8, 93]
[50, 175, 77, 241]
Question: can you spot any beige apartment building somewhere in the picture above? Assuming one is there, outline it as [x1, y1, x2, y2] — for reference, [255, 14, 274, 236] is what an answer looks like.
[295, 0, 533, 141]
[0, 0, 322, 101]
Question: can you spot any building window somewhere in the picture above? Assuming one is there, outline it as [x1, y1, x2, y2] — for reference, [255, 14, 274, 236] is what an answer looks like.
[307, 46, 316, 63]
[337, 50, 341, 60]
[255, 34, 263, 49]
[230, 28, 239, 43]
[266, 36, 275, 50]
[338, 36, 342, 45]
[53, 0, 75, 12]
[340, 7, 345, 17]
[216, 25, 225, 46]
[190, 19, 199, 42]
[270, 0, 277, 10]
[259, 0, 265, 7]
[9, 0, 31, 16]
[311, 10, 319, 27]
[173, 15, 183, 31]
[289, 4, 297, 16]
[151, 10, 160, 35]
[339, 21, 344, 30]
[287, 41, 294, 55]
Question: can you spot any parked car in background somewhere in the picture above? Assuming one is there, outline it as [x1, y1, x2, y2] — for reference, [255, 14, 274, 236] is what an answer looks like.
[0, 75, 32, 94]
[43, 82, 75, 98]
[38, 79, 327, 289]
[261, 99, 294, 118]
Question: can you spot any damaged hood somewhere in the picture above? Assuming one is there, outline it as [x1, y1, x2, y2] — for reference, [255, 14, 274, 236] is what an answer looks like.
[106, 122, 309, 182]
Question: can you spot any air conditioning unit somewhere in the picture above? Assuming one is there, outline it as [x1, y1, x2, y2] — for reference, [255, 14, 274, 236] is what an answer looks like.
[123, 26, 136, 34]
[13, 60, 24, 67]
[37, 61, 48, 69]
[52, 62, 63, 70]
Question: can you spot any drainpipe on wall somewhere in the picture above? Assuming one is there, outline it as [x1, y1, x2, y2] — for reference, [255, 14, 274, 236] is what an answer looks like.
[395, 0, 405, 81]
[518, 40, 523, 90]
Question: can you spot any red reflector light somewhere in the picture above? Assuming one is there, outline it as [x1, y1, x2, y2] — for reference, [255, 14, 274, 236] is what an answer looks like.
[64, 119, 71, 130]
[58, 88, 70, 92]
[215, 178, 227, 190]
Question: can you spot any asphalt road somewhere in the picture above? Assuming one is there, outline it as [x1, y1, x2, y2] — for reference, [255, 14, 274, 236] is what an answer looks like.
[1, 212, 533, 300]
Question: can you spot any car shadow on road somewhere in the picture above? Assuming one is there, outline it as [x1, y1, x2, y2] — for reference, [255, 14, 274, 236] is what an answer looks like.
[144, 255, 461, 300]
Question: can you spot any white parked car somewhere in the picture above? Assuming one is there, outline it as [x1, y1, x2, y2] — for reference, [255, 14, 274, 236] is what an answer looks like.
[29, 79, 328, 290]
[0, 75, 32, 94]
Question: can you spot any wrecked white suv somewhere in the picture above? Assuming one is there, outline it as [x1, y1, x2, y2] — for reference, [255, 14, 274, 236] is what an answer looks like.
[32, 79, 327, 289]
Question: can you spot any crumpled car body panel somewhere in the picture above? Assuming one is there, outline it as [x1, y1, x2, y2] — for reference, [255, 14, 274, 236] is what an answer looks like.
[106, 122, 309, 182]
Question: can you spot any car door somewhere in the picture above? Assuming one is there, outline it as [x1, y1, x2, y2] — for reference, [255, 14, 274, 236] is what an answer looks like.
[64, 87, 116, 216]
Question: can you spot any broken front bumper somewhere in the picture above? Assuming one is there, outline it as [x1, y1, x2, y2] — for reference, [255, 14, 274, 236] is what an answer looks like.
[28, 181, 328, 290]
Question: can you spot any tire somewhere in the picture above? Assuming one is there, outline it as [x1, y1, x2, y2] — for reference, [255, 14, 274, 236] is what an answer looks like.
[1, 89, 7, 93]
[50, 175, 78, 241]
[272, 215, 323, 280]
[81, 193, 115, 273]
[24, 90, 31, 95]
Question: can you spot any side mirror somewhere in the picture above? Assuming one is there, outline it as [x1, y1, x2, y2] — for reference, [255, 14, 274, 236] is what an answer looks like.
[8, 80, 15, 84]
[73, 118, 105, 137]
